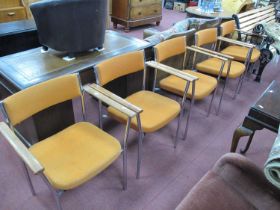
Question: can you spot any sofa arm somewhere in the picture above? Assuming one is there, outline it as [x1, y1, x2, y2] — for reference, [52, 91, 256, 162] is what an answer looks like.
[143, 28, 161, 39]
[213, 153, 280, 199]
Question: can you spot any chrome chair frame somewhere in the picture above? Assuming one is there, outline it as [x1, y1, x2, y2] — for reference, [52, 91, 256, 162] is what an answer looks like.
[93, 50, 198, 178]
[217, 32, 255, 97]
[194, 30, 245, 104]
[154, 44, 229, 140]
[191, 44, 234, 114]
[187, 46, 230, 116]
[0, 74, 131, 210]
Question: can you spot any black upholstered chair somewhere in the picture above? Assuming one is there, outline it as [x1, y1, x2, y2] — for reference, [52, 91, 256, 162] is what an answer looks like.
[30, 0, 107, 56]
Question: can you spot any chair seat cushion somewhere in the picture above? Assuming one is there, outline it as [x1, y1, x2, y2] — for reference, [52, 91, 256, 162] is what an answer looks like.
[29, 122, 121, 190]
[107, 90, 180, 133]
[221, 46, 260, 63]
[196, 58, 246, 79]
[159, 70, 217, 100]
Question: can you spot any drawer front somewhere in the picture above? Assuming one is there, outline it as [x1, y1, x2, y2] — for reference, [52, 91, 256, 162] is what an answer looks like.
[130, 4, 161, 20]
[0, 8, 26, 23]
[130, 0, 161, 7]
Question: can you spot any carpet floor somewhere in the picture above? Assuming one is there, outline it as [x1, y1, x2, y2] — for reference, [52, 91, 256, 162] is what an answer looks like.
[0, 8, 279, 210]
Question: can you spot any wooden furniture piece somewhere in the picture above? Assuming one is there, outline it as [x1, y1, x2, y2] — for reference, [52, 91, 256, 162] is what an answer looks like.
[22, 0, 40, 19]
[0, 0, 27, 23]
[0, 31, 151, 142]
[233, 5, 276, 37]
[0, 74, 129, 210]
[0, 20, 39, 56]
[111, 0, 162, 32]
[232, 5, 276, 82]
[230, 80, 280, 153]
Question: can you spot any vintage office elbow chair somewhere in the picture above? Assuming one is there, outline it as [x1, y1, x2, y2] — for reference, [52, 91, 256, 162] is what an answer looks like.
[154, 36, 228, 139]
[91, 50, 196, 178]
[219, 20, 260, 91]
[195, 28, 246, 106]
[0, 74, 130, 210]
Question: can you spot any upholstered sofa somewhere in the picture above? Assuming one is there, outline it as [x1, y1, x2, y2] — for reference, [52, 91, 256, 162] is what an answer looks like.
[143, 17, 221, 45]
[176, 153, 280, 210]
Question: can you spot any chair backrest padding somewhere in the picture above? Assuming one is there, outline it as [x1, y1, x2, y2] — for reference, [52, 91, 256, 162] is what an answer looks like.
[220, 20, 236, 36]
[96, 51, 145, 86]
[3, 74, 81, 126]
[154, 36, 186, 62]
[195, 28, 217, 47]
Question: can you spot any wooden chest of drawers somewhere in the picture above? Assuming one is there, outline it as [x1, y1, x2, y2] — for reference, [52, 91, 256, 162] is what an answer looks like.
[111, 0, 162, 32]
[0, 0, 27, 23]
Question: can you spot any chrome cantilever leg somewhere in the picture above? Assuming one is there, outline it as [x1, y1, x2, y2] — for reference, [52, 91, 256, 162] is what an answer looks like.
[233, 75, 243, 99]
[217, 61, 230, 115]
[216, 78, 228, 115]
[136, 114, 143, 179]
[183, 81, 195, 140]
[22, 162, 36, 196]
[174, 110, 184, 148]
[207, 81, 218, 117]
[40, 174, 63, 210]
[98, 100, 103, 129]
[175, 81, 190, 147]
[237, 50, 253, 95]
[122, 117, 131, 189]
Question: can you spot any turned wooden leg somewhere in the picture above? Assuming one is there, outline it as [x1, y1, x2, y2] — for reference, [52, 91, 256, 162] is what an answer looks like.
[113, 22, 117, 29]
[156, 21, 160, 26]
[124, 26, 130, 32]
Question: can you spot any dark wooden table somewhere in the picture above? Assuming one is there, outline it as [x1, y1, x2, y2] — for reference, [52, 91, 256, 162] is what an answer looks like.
[0, 20, 39, 56]
[0, 30, 152, 142]
[231, 80, 280, 153]
[0, 30, 151, 93]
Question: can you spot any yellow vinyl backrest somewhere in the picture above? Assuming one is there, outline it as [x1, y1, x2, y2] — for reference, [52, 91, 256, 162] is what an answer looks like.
[154, 36, 186, 62]
[96, 51, 145, 86]
[3, 74, 81, 126]
[221, 20, 236, 36]
[195, 28, 217, 47]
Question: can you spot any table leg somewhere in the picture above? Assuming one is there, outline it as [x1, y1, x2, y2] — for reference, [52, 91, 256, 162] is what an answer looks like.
[231, 126, 253, 152]
[230, 116, 264, 153]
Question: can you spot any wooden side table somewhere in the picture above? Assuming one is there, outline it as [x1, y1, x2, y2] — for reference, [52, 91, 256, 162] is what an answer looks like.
[230, 81, 280, 153]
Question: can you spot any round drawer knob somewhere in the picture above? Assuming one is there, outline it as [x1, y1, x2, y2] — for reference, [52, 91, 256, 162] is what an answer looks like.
[138, 12, 142, 15]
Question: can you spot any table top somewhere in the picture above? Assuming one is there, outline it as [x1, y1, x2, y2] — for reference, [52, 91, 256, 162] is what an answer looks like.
[252, 80, 280, 122]
[0, 30, 151, 90]
[186, 6, 233, 20]
[0, 20, 36, 37]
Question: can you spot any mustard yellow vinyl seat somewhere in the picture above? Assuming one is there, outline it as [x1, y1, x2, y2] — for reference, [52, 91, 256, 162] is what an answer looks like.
[221, 46, 261, 63]
[196, 58, 246, 79]
[159, 70, 217, 100]
[29, 122, 121, 190]
[107, 90, 180, 133]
